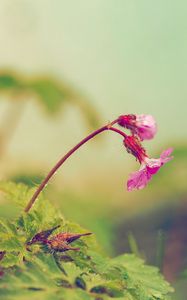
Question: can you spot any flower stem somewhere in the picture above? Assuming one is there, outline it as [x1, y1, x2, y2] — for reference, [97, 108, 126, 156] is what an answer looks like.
[24, 123, 127, 213]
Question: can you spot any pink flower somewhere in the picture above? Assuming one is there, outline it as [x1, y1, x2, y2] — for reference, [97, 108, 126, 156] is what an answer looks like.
[127, 148, 173, 191]
[118, 114, 157, 140]
[123, 136, 173, 191]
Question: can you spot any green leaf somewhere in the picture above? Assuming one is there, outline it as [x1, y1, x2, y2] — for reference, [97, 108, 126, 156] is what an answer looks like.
[0, 237, 23, 251]
[0, 218, 17, 235]
[0, 182, 173, 300]
[0, 253, 22, 268]
[0, 181, 35, 208]
[112, 254, 174, 299]
[28, 78, 68, 114]
[0, 73, 24, 90]
[0, 71, 100, 129]
[0, 181, 64, 230]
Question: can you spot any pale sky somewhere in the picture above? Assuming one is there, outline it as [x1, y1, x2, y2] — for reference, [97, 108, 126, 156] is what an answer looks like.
[0, 0, 186, 184]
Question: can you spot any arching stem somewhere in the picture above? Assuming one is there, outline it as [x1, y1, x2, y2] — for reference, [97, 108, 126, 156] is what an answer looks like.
[24, 122, 126, 213]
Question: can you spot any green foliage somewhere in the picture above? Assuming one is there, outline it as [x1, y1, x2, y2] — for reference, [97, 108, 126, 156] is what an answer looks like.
[0, 182, 173, 299]
[0, 70, 100, 129]
[10, 173, 45, 188]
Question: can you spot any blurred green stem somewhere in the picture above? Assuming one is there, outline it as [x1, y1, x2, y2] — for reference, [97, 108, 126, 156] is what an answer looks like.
[156, 230, 166, 270]
[128, 232, 140, 257]
[0, 98, 25, 158]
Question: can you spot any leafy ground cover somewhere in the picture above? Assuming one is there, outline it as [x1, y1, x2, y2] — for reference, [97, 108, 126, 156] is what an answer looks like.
[0, 182, 173, 300]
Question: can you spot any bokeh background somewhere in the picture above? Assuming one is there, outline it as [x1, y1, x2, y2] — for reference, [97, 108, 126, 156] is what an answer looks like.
[0, 1, 187, 299]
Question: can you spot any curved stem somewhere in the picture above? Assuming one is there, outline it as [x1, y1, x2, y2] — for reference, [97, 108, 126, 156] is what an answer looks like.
[109, 126, 128, 137]
[24, 123, 127, 213]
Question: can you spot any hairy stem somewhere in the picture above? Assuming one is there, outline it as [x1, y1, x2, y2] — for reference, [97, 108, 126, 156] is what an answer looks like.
[24, 122, 126, 213]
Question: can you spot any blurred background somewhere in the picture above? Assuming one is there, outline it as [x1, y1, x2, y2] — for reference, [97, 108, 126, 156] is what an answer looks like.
[0, 1, 186, 299]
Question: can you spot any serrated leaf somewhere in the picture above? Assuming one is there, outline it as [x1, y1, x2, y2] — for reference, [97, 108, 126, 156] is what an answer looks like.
[0, 237, 23, 251]
[0, 218, 17, 235]
[0, 252, 21, 267]
[0, 255, 93, 300]
[0, 182, 173, 300]
[63, 262, 83, 284]
[112, 254, 174, 299]
[0, 181, 63, 229]
[0, 181, 35, 208]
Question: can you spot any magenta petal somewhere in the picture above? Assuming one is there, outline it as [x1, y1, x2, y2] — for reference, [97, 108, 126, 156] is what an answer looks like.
[146, 166, 160, 175]
[160, 148, 174, 163]
[145, 158, 162, 175]
[127, 147, 173, 192]
[136, 114, 157, 141]
[127, 167, 152, 191]
[145, 147, 173, 179]
[118, 114, 157, 141]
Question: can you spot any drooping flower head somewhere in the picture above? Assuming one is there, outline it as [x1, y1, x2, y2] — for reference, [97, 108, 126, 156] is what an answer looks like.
[118, 114, 157, 141]
[124, 135, 173, 191]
